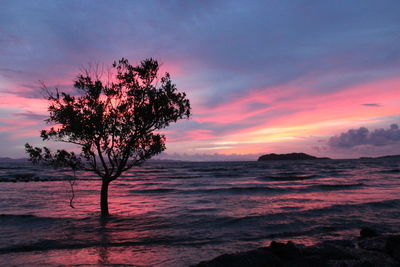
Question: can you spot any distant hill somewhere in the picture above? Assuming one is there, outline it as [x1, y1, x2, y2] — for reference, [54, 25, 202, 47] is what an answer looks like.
[148, 158, 185, 162]
[258, 153, 330, 161]
[0, 157, 28, 163]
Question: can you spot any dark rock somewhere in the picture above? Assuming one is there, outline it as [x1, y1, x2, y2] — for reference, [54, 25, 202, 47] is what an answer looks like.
[386, 235, 400, 261]
[269, 241, 302, 260]
[195, 233, 400, 267]
[303, 242, 356, 260]
[195, 248, 282, 267]
[358, 235, 387, 252]
[351, 251, 399, 267]
[320, 239, 355, 248]
[283, 256, 328, 267]
[351, 260, 376, 267]
[360, 227, 379, 238]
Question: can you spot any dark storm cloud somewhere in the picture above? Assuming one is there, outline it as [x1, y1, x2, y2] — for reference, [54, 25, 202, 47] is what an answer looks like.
[329, 124, 400, 148]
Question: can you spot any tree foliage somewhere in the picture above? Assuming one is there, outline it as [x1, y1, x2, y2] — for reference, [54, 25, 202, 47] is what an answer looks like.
[26, 58, 191, 215]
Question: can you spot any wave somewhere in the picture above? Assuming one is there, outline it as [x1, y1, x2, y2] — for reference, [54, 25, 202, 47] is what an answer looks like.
[190, 167, 243, 173]
[378, 169, 400, 174]
[130, 186, 283, 195]
[0, 231, 220, 255]
[0, 214, 38, 219]
[1, 198, 399, 257]
[0, 214, 63, 227]
[129, 182, 366, 196]
[129, 188, 178, 194]
[158, 175, 204, 180]
[213, 172, 244, 178]
[0, 214, 66, 222]
[310, 183, 364, 190]
[258, 174, 318, 181]
[218, 198, 400, 227]
[0, 174, 97, 182]
[300, 199, 400, 218]
[204, 186, 283, 194]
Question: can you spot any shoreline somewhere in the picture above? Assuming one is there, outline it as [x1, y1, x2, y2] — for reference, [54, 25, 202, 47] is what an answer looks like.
[195, 228, 400, 267]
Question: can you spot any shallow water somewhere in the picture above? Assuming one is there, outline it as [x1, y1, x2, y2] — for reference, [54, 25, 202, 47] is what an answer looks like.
[1, 159, 400, 266]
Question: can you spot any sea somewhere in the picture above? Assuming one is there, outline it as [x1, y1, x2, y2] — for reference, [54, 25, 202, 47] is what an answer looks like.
[0, 158, 399, 266]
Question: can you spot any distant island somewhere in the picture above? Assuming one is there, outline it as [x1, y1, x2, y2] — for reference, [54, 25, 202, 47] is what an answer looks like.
[257, 153, 330, 161]
[1, 154, 400, 163]
[0, 157, 28, 163]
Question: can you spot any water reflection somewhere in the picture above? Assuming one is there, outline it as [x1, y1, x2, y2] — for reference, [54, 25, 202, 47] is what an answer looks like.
[0, 159, 400, 266]
[97, 217, 111, 265]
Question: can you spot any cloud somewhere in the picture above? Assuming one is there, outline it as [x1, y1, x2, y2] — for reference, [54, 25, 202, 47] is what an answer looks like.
[14, 111, 47, 121]
[329, 124, 400, 148]
[1, 1, 400, 158]
[0, 67, 26, 77]
[154, 152, 258, 162]
[362, 103, 381, 107]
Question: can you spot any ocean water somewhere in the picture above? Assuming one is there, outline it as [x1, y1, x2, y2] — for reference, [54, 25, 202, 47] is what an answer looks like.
[0, 158, 399, 266]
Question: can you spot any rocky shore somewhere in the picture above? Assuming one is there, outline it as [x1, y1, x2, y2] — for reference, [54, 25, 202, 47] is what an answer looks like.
[195, 228, 400, 267]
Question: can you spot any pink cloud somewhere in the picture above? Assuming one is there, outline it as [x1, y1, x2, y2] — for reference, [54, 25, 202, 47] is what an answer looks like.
[0, 93, 48, 114]
[192, 82, 313, 124]
[183, 129, 215, 141]
[180, 77, 400, 154]
[194, 77, 399, 129]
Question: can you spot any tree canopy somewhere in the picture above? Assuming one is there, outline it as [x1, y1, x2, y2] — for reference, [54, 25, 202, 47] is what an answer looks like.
[26, 58, 191, 215]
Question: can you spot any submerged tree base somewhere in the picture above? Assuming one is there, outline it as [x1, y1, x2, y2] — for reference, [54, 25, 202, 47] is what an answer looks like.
[100, 180, 110, 216]
[195, 229, 400, 267]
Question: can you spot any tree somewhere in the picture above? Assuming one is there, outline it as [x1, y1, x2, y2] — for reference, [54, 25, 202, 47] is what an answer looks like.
[25, 58, 191, 216]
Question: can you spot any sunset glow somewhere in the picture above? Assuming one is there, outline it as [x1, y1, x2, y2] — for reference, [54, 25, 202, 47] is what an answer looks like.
[2, 2, 400, 266]
[0, 1, 399, 159]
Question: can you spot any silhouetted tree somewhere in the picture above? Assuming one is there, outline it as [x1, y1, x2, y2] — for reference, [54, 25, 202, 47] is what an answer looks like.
[25, 58, 191, 216]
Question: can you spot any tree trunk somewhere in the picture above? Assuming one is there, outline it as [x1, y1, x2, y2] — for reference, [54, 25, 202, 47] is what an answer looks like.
[100, 179, 110, 216]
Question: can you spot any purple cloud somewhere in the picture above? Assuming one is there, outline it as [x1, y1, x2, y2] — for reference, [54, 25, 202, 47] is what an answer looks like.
[329, 124, 400, 148]
[1, 0, 400, 158]
[362, 103, 381, 107]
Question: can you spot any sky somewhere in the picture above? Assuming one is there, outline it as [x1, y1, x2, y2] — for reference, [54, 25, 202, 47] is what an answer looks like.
[0, 0, 399, 160]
